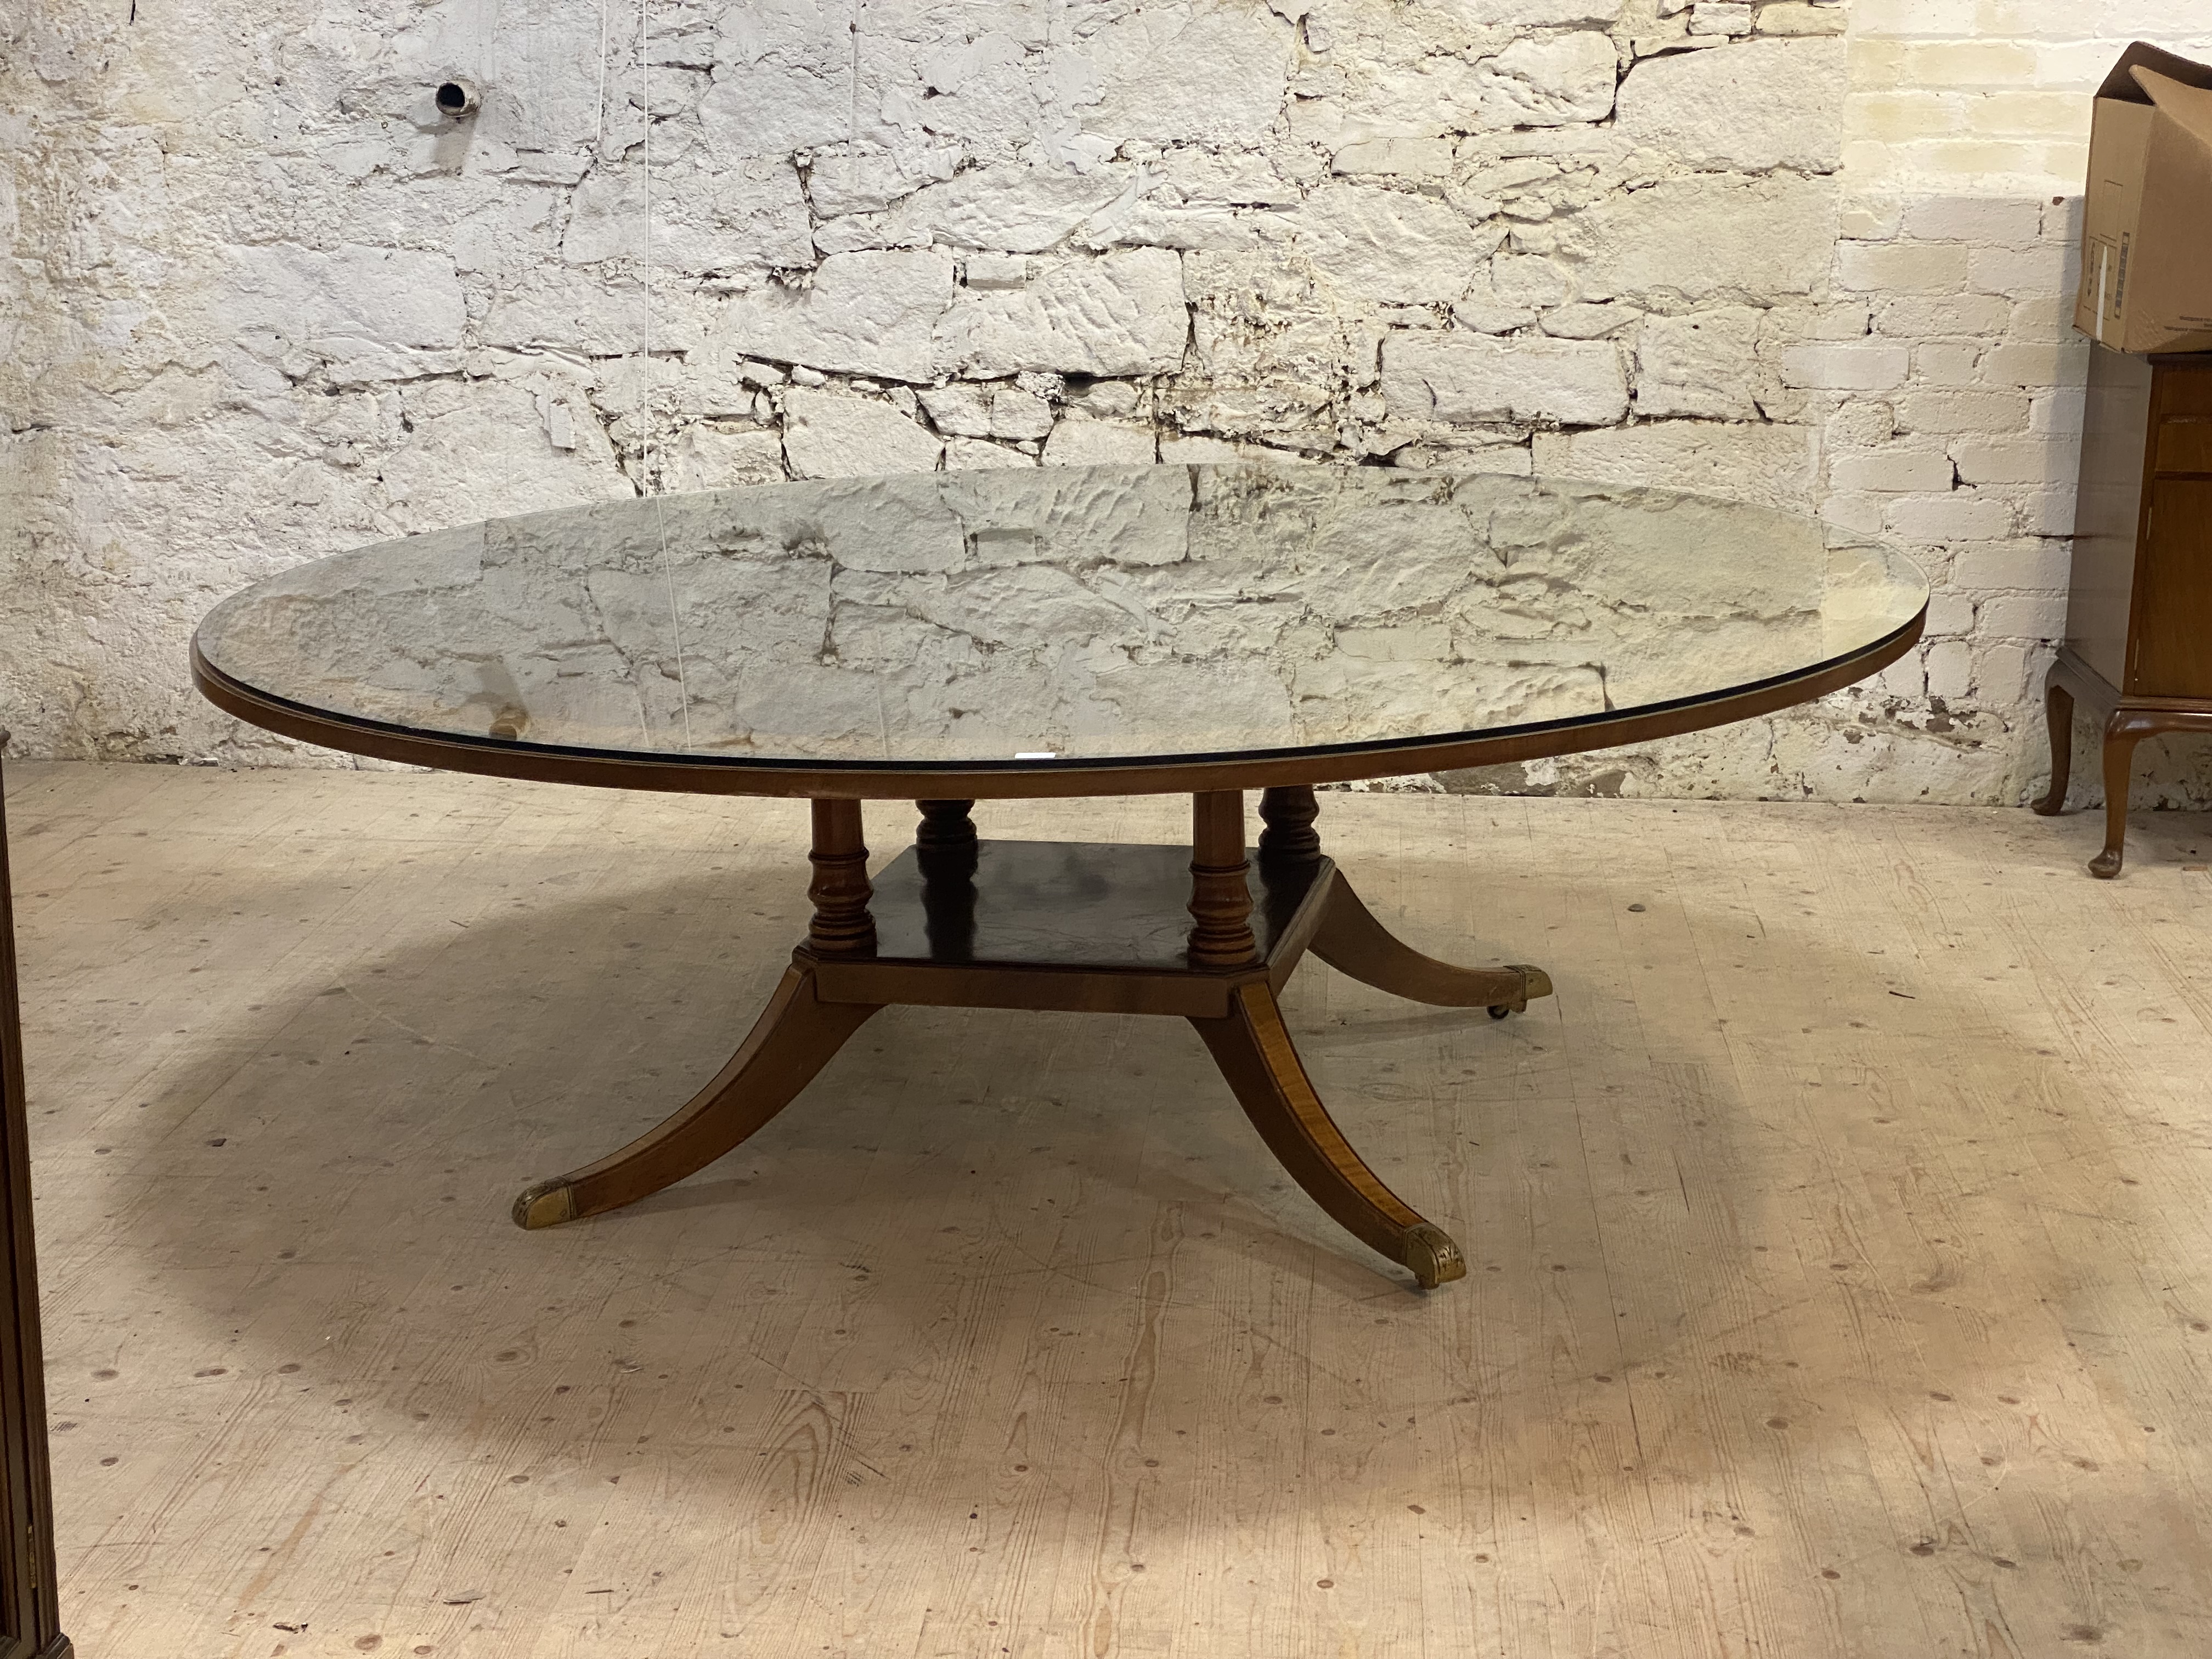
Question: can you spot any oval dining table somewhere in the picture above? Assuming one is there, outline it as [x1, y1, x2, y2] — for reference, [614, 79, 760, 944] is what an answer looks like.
[192, 462, 1927, 1289]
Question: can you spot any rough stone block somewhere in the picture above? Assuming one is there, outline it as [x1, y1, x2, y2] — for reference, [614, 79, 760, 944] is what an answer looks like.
[224, 244, 465, 351]
[1082, 5, 1295, 145]
[562, 157, 812, 273]
[715, 251, 954, 384]
[805, 146, 962, 218]
[1756, 2, 1847, 34]
[1476, 33, 1621, 128]
[673, 425, 787, 491]
[1333, 137, 1458, 178]
[1690, 4, 1754, 33]
[882, 165, 1131, 256]
[1543, 303, 1641, 339]
[935, 249, 1188, 378]
[783, 389, 944, 478]
[1042, 417, 1157, 467]
[699, 1, 863, 158]
[918, 382, 1054, 441]
[1294, 184, 1504, 306]
[479, 269, 709, 357]
[1575, 174, 1836, 303]
[1383, 334, 1628, 427]
[1531, 420, 1820, 507]
[943, 436, 1037, 471]
[1615, 37, 1846, 172]
[1635, 309, 1762, 420]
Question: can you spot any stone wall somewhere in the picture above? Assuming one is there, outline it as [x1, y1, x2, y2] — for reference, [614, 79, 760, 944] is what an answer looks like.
[2, 0, 2209, 805]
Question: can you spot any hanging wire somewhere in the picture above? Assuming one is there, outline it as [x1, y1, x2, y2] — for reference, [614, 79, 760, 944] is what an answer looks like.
[594, 0, 611, 150]
[635, 0, 693, 750]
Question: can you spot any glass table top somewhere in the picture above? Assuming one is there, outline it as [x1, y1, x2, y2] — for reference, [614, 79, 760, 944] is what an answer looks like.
[195, 464, 1926, 777]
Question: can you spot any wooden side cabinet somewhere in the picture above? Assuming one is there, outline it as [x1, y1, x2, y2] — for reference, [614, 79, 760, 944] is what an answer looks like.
[2036, 345, 2212, 877]
[0, 741, 69, 1658]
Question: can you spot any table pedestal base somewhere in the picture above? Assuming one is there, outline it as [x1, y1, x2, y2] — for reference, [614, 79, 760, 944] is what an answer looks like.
[512, 793, 1551, 1290]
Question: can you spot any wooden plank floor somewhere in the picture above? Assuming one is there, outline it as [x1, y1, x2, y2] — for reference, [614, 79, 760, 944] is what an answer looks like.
[7, 763, 2211, 1659]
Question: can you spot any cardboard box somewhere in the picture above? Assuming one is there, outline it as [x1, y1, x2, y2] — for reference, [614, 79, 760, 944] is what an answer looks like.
[2074, 43, 2212, 356]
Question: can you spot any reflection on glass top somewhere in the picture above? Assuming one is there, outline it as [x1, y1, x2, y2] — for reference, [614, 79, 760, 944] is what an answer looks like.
[196, 464, 1926, 771]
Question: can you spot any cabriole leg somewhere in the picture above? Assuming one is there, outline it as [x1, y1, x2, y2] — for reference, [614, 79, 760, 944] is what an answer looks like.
[2033, 674, 2074, 816]
[2091, 718, 2142, 879]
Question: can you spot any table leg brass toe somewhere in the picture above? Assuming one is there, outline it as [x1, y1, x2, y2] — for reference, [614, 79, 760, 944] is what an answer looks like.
[512, 1178, 578, 1230]
[1401, 1223, 1468, 1290]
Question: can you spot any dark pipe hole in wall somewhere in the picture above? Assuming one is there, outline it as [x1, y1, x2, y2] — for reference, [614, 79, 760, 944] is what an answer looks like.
[436, 81, 476, 117]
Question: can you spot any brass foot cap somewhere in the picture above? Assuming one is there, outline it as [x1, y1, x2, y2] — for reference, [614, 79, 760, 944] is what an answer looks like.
[2087, 851, 2123, 879]
[512, 1179, 578, 1230]
[1402, 1223, 1467, 1290]
[1506, 964, 1554, 1003]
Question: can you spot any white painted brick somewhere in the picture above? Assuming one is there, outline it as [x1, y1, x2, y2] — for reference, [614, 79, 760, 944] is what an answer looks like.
[1820, 491, 1886, 535]
[2005, 296, 2072, 341]
[1968, 244, 2073, 300]
[1976, 593, 2066, 639]
[1978, 341, 2089, 389]
[1900, 196, 2042, 245]
[1949, 437, 2074, 487]
[1926, 639, 1972, 701]
[1886, 492, 2013, 541]
[1781, 342, 1909, 390]
[1830, 449, 1953, 492]
[1972, 641, 2034, 707]
[2021, 490, 2079, 536]
[1875, 295, 2010, 338]
[1951, 538, 2070, 590]
[2028, 388, 2085, 435]
[1896, 389, 2031, 435]
[1877, 654, 1927, 699]
[1912, 343, 1982, 387]
[1924, 590, 1977, 635]
[1836, 242, 1969, 294]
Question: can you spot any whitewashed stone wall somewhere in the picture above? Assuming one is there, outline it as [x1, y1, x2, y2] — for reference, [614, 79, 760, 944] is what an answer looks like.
[1, 0, 2208, 806]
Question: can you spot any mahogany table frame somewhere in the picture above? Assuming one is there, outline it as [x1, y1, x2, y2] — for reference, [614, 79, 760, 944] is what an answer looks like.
[193, 611, 1922, 1289]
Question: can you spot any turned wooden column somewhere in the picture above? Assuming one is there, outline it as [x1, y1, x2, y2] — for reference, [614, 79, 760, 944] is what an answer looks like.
[1187, 790, 1257, 967]
[1258, 785, 1322, 865]
[914, 799, 979, 958]
[806, 799, 876, 957]
[915, 799, 977, 847]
